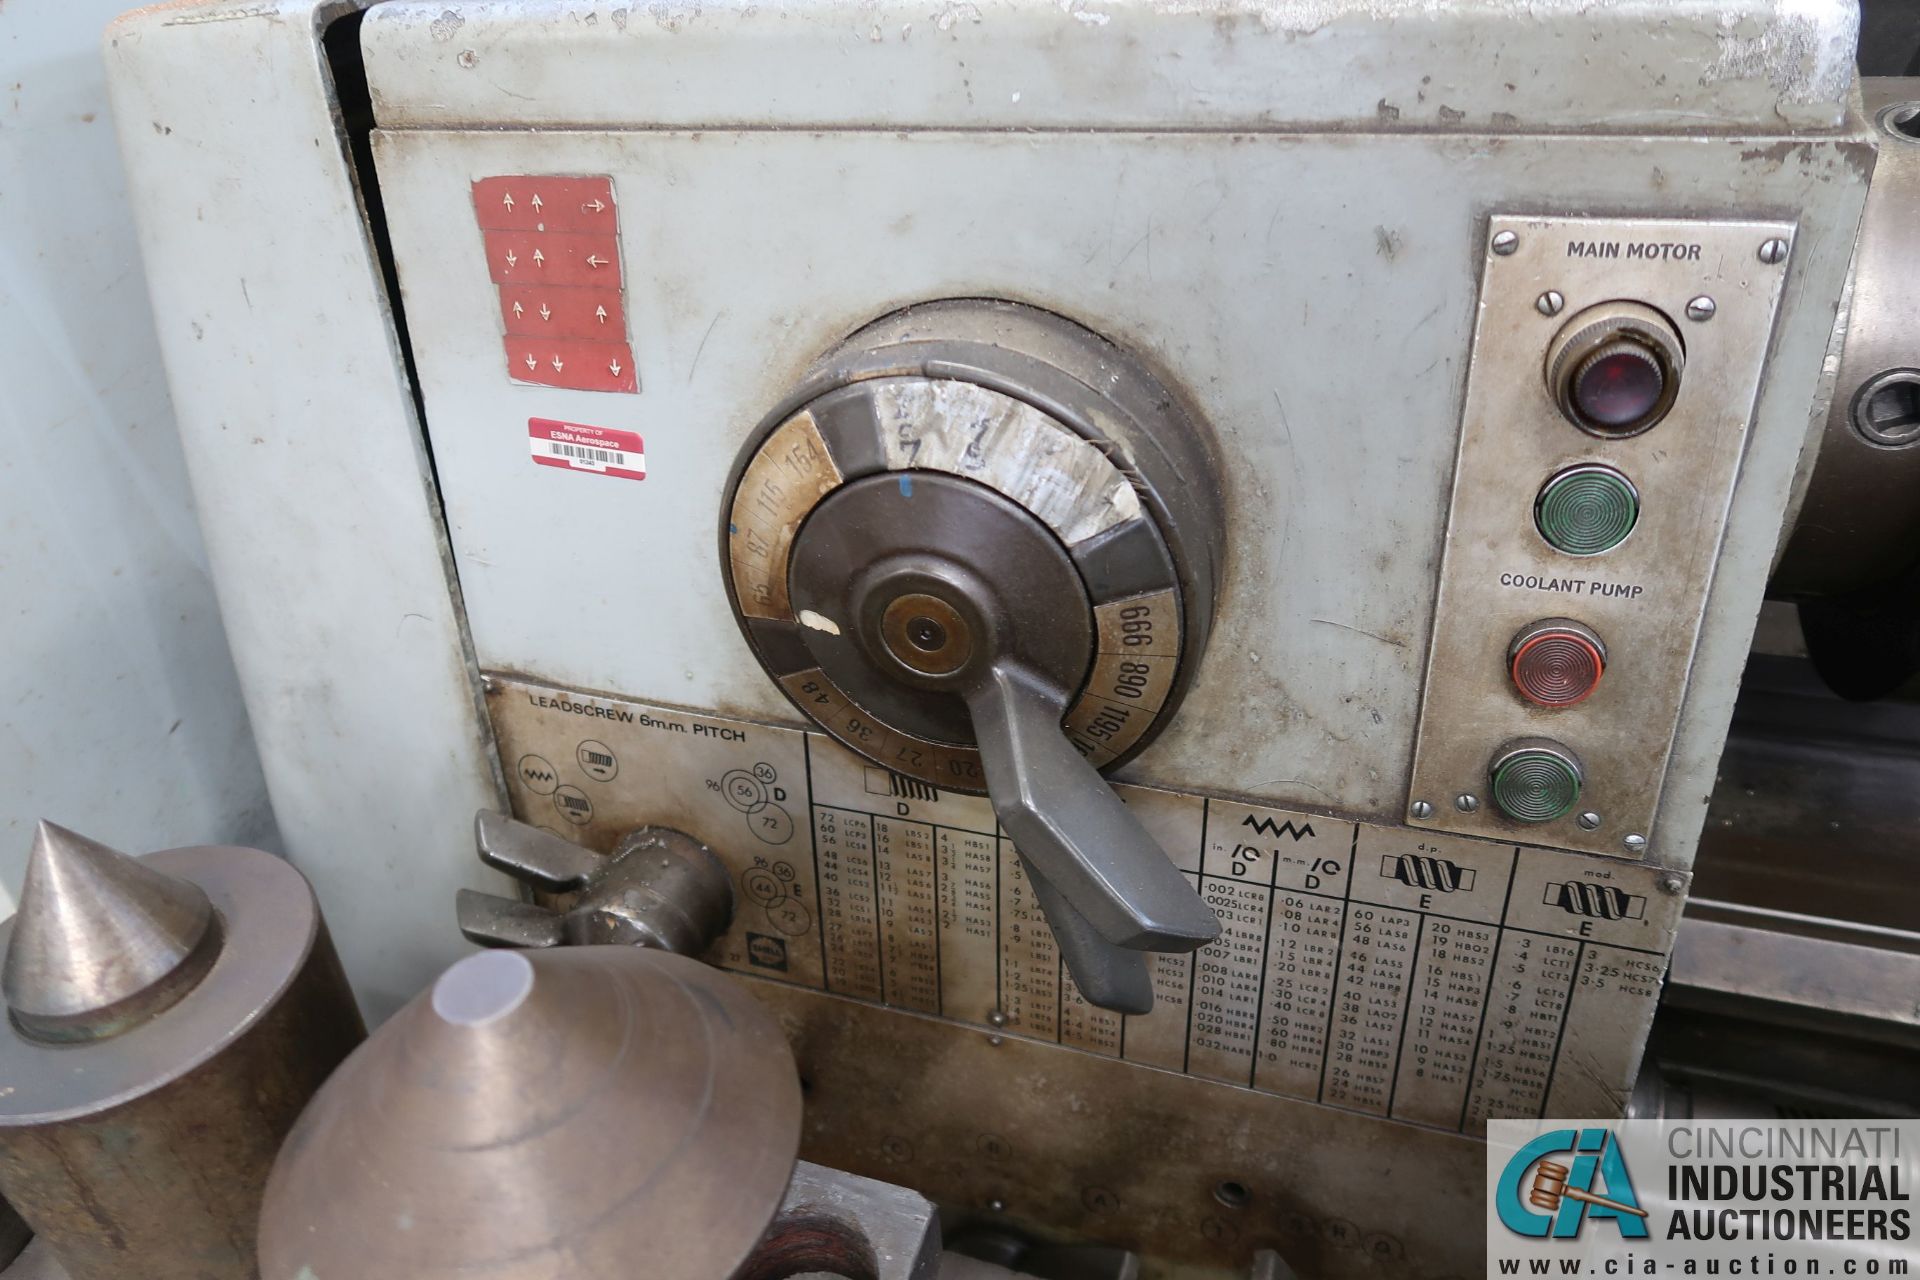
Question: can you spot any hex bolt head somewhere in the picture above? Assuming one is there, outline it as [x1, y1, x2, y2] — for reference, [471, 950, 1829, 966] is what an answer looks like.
[1576, 811, 1602, 830]
[1685, 296, 1717, 322]
[1454, 793, 1479, 813]
[1410, 800, 1436, 820]
[1491, 230, 1520, 256]
[1623, 834, 1648, 854]
[1535, 290, 1565, 317]
[1658, 873, 1685, 896]
[1758, 238, 1790, 265]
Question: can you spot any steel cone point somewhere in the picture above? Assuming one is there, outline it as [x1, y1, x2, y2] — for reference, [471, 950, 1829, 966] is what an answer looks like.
[2, 822, 219, 1042]
[260, 946, 803, 1280]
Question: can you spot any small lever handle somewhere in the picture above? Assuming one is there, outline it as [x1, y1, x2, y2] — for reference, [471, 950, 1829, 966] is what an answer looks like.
[474, 810, 602, 891]
[1021, 858, 1155, 1016]
[462, 812, 734, 955]
[963, 657, 1219, 960]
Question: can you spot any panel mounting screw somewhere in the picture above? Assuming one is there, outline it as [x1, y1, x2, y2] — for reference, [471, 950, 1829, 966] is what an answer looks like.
[1535, 290, 1564, 317]
[989, 1200, 1008, 1213]
[1623, 834, 1648, 853]
[1454, 793, 1479, 813]
[1576, 811, 1602, 830]
[1685, 296, 1717, 322]
[1658, 873, 1685, 895]
[1491, 230, 1520, 256]
[986, 1009, 1008, 1027]
[1758, 237, 1790, 265]
[1410, 800, 1435, 820]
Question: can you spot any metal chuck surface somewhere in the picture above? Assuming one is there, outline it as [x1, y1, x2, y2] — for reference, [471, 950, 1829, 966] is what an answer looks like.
[259, 945, 804, 1280]
[0, 822, 366, 1280]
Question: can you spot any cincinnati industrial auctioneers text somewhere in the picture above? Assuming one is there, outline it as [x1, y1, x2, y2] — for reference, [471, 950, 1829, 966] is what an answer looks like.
[1490, 1121, 1918, 1277]
[1665, 1127, 1910, 1244]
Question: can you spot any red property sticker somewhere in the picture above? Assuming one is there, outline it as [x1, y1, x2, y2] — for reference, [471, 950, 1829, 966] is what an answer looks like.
[528, 418, 645, 481]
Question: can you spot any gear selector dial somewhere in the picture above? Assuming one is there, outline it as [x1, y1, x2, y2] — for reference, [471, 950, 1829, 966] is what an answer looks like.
[722, 301, 1225, 1014]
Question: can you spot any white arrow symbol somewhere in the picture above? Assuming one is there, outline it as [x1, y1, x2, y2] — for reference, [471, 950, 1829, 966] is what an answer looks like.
[539, 303, 551, 321]
[504, 250, 518, 267]
[550, 356, 564, 372]
[502, 192, 515, 210]
[531, 194, 543, 211]
[585, 254, 607, 268]
[594, 305, 608, 324]
[524, 353, 536, 371]
[532, 249, 545, 266]
[512, 301, 524, 317]
[585, 199, 606, 213]
[609, 358, 622, 377]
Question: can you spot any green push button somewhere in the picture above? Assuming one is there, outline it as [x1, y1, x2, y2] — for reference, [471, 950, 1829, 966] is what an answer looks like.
[1535, 465, 1639, 556]
[1490, 741, 1584, 823]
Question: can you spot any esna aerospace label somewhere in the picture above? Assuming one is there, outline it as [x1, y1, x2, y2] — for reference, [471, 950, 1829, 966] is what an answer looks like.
[1489, 1121, 1917, 1279]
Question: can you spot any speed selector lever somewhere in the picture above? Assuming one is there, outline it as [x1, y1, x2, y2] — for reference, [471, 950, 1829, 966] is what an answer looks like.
[721, 301, 1228, 1014]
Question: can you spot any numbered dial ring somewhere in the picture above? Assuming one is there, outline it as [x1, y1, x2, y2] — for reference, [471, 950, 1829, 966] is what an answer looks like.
[720, 302, 1219, 792]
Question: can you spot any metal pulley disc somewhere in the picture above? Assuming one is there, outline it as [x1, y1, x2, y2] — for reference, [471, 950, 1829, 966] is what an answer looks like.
[259, 946, 803, 1280]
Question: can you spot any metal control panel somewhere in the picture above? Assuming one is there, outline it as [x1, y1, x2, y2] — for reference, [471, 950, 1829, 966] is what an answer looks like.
[1408, 217, 1794, 857]
[489, 677, 1682, 1133]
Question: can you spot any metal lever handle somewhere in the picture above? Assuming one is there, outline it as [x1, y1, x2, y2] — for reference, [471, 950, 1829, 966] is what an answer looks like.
[474, 809, 602, 890]
[460, 812, 734, 955]
[1020, 858, 1155, 1016]
[962, 657, 1219, 959]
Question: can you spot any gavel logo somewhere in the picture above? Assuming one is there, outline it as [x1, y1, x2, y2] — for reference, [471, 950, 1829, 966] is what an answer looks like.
[1528, 1160, 1650, 1220]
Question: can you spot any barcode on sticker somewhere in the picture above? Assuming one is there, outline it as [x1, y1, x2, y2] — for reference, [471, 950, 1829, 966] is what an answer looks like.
[527, 417, 645, 481]
[545, 441, 628, 467]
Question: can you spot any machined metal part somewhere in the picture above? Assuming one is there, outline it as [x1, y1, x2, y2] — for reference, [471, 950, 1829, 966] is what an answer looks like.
[260, 946, 802, 1280]
[0, 824, 365, 1280]
[1671, 900, 1920, 1029]
[740, 1161, 1153, 1280]
[1775, 78, 1920, 599]
[723, 301, 1224, 1012]
[1677, 656, 1920, 1030]
[742, 1161, 943, 1280]
[1411, 215, 1793, 857]
[1627, 654, 1920, 1118]
[0, 824, 220, 1043]
[943, 1226, 1144, 1280]
[459, 810, 734, 953]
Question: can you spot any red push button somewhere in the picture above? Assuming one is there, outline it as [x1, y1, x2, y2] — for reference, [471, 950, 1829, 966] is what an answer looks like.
[1572, 341, 1665, 429]
[1509, 620, 1607, 707]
